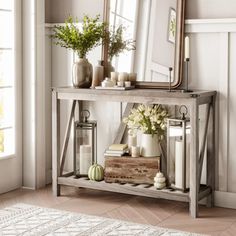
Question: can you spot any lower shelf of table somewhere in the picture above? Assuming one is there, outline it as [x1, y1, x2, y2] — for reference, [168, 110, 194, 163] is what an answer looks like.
[58, 176, 212, 203]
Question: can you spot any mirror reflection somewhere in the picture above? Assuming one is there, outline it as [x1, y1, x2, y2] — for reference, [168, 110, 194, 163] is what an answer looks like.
[108, 0, 183, 87]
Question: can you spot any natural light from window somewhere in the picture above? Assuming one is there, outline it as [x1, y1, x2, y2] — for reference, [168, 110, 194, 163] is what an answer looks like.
[0, 0, 15, 158]
[110, 0, 138, 72]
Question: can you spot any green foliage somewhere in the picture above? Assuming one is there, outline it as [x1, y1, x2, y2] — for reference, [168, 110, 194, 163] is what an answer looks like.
[106, 25, 136, 61]
[169, 18, 176, 38]
[52, 15, 105, 58]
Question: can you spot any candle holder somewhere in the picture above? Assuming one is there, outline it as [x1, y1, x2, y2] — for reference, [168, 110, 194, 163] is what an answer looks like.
[183, 58, 193, 93]
[166, 67, 178, 93]
[166, 105, 190, 192]
[168, 67, 173, 92]
[74, 110, 97, 177]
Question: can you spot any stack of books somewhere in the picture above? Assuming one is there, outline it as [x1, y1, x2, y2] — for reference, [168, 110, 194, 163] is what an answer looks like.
[104, 144, 129, 157]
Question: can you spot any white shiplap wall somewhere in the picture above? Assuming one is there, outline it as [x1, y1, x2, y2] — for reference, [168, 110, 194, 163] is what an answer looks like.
[45, 19, 236, 208]
[185, 20, 236, 200]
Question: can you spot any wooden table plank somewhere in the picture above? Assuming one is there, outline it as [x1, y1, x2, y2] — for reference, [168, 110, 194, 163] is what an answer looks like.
[58, 176, 189, 202]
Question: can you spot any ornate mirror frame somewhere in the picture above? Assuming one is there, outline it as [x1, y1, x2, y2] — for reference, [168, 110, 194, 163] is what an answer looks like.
[102, 0, 186, 89]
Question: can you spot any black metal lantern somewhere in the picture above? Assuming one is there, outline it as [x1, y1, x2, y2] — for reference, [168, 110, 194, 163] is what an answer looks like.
[167, 106, 190, 192]
[74, 110, 97, 177]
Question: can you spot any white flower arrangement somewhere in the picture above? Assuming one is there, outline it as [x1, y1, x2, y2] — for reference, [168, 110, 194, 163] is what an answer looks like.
[123, 104, 169, 139]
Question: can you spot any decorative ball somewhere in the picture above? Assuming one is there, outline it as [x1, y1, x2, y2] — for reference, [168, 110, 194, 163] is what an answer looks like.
[88, 164, 104, 181]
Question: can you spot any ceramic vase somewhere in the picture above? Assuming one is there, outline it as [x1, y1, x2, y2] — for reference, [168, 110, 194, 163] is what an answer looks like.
[91, 60, 104, 88]
[72, 58, 93, 88]
[141, 133, 161, 157]
[105, 61, 115, 78]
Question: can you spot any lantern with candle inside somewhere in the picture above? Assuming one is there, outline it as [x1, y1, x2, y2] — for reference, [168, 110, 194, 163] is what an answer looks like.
[166, 105, 190, 192]
[74, 110, 97, 177]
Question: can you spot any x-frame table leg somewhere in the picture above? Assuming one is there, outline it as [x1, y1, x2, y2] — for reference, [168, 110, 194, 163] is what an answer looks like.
[207, 95, 216, 207]
[52, 91, 60, 196]
[189, 100, 199, 218]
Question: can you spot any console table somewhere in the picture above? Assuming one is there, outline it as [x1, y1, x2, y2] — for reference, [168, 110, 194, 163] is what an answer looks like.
[52, 87, 216, 218]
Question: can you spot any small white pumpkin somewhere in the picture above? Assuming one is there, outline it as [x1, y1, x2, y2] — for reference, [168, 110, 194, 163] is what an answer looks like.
[88, 164, 104, 181]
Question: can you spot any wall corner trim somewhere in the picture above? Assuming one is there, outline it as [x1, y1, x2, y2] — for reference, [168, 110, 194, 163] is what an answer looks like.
[185, 18, 236, 33]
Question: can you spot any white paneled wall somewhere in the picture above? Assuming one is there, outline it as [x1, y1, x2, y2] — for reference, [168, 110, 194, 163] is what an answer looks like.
[228, 32, 236, 193]
[45, 19, 236, 208]
[186, 20, 236, 196]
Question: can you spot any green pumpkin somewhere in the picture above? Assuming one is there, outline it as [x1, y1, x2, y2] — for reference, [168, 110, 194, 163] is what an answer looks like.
[88, 164, 104, 181]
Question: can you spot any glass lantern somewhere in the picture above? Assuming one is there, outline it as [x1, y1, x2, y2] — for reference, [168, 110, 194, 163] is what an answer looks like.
[167, 105, 190, 192]
[74, 110, 97, 177]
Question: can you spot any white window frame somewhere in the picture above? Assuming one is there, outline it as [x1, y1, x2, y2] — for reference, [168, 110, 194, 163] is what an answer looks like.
[109, 0, 139, 72]
[0, 0, 22, 160]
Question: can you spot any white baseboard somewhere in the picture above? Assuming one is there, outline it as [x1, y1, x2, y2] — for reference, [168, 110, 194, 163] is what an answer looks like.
[22, 186, 36, 190]
[214, 191, 236, 209]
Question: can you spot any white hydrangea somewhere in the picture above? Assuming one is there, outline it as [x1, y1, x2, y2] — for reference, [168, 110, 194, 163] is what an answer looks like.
[123, 104, 169, 138]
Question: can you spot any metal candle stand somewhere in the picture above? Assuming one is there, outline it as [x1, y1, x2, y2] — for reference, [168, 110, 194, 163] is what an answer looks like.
[184, 58, 193, 93]
[168, 67, 173, 92]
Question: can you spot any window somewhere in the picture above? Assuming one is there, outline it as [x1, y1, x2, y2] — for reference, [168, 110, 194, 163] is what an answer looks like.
[109, 0, 138, 72]
[0, 0, 15, 158]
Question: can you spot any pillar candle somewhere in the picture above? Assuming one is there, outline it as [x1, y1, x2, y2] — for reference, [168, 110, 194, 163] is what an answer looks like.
[111, 72, 119, 83]
[118, 72, 128, 82]
[186, 142, 190, 188]
[128, 134, 137, 149]
[125, 81, 131, 87]
[175, 140, 184, 189]
[80, 145, 92, 175]
[131, 146, 140, 158]
[117, 81, 124, 87]
[111, 72, 118, 86]
[175, 140, 190, 189]
[128, 72, 137, 82]
[185, 36, 190, 60]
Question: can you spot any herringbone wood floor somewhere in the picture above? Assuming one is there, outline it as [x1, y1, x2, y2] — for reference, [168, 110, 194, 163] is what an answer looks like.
[0, 185, 236, 235]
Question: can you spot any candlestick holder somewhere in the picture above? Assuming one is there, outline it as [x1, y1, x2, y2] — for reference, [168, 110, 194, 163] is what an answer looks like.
[166, 67, 177, 93]
[168, 67, 173, 92]
[184, 58, 193, 93]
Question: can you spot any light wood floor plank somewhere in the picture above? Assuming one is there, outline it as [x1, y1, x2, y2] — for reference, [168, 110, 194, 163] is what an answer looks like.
[0, 185, 236, 236]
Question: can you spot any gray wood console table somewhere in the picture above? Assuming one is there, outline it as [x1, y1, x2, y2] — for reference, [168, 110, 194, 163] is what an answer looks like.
[52, 87, 216, 218]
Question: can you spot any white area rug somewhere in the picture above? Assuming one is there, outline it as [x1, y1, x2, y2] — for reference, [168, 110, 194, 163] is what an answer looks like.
[0, 204, 206, 236]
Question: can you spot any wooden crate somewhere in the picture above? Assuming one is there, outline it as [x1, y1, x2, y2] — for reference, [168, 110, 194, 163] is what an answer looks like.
[104, 156, 160, 184]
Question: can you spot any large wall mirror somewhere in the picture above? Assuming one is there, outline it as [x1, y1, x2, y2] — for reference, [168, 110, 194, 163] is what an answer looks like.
[103, 0, 186, 88]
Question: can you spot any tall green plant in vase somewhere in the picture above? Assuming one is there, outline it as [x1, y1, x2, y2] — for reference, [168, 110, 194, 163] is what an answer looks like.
[105, 25, 136, 76]
[52, 15, 105, 88]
